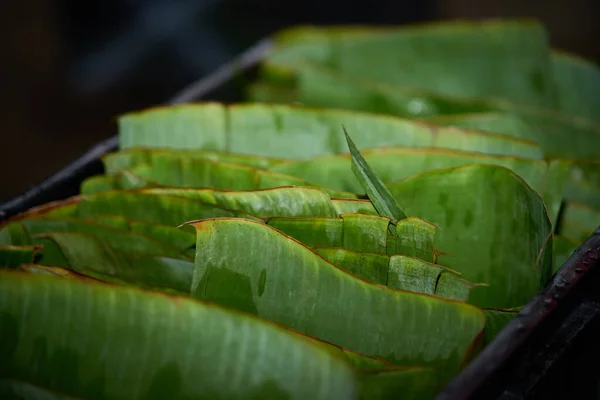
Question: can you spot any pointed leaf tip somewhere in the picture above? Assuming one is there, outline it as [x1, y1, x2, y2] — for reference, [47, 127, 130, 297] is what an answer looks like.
[343, 126, 407, 224]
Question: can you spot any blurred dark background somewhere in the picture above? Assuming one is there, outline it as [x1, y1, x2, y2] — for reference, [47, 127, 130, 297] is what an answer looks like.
[1, 0, 599, 202]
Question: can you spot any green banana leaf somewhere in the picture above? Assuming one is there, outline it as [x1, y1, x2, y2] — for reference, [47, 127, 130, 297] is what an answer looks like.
[189, 218, 486, 374]
[0, 245, 40, 269]
[560, 202, 600, 243]
[81, 215, 197, 258]
[0, 221, 30, 246]
[250, 64, 600, 161]
[423, 115, 600, 212]
[16, 264, 406, 375]
[0, 217, 190, 260]
[103, 148, 287, 174]
[312, 248, 483, 302]
[551, 51, 600, 123]
[357, 368, 441, 400]
[435, 272, 487, 303]
[36, 232, 194, 294]
[103, 148, 286, 174]
[119, 103, 543, 160]
[265, 20, 557, 107]
[0, 190, 389, 262]
[20, 186, 372, 222]
[269, 147, 568, 224]
[312, 248, 388, 285]
[19, 263, 106, 283]
[552, 235, 579, 274]
[2, 191, 263, 228]
[81, 167, 159, 194]
[563, 160, 600, 209]
[425, 112, 535, 137]
[144, 187, 344, 218]
[101, 147, 567, 225]
[82, 154, 357, 199]
[331, 199, 378, 216]
[267, 214, 436, 262]
[247, 69, 484, 119]
[387, 164, 553, 309]
[483, 308, 522, 344]
[0, 271, 358, 400]
[344, 127, 407, 224]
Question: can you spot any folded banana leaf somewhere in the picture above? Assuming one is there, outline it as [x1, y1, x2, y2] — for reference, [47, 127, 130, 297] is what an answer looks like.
[81, 167, 159, 194]
[19, 263, 107, 282]
[551, 51, 600, 123]
[81, 154, 357, 199]
[4, 187, 379, 226]
[250, 64, 600, 161]
[0, 245, 40, 269]
[269, 147, 568, 224]
[143, 187, 348, 218]
[0, 271, 359, 400]
[16, 264, 435, 379]
[424, 111, 599, 158]
[259, 49, 600, 124]
[247, 72, 483, 119]
[4, 191, 263, 227]
[33, 232, 194, 294]
[343, 128, 407, 231]
[387, 164, 552, 309]
[81, 215, 197, 258]
[103, 148, 287, 173]
[264, 20, 557, 107]
[119, 103, 543, 160]
[0, 217, 190, 260]
[330, 199, 378, 215]
[102, 147, 566, 224]
[267, 214, 436, 262]
[560, 202, 600, 243]
[562, 160, 600, 209]
[189, 218, 486, 375]
[313, 248, 484, 302]
[425, 112, 535, 137]
[357, 368, 441, 400]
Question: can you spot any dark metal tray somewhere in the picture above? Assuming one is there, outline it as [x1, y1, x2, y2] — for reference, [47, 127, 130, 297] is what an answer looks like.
[2, 38, 599, 400]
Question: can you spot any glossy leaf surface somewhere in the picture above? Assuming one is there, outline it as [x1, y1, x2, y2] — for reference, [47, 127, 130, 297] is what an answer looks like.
[119, 103, 543, 159]
[1, 217, 189, 260]
[344, 127, 407, 222]
[270, 147, 567, 224]
[190, 218, 486, 372]
[266, 20, 557, 107]
[41, 233, 194, 294]
[83, 153, 357, 199]
[387, 164, 553, 308]
[313, 248, 481, 301]
[251, 64, 600, 161]
[267, 214, 436, 262]
[0, 271, 358, 400]
[103, 148, 285, 174]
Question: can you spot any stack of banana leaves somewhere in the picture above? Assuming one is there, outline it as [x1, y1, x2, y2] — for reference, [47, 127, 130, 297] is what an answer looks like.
[1, 19, 599, 399]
